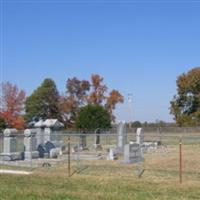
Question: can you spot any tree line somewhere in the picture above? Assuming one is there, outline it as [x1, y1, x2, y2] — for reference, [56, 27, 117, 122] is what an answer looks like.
[1, 67, 200, 130]
[0, 74, 124, 130]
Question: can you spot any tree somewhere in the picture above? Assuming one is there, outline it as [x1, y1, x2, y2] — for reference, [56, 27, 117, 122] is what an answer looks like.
[25, 79, 60, 122]
[170, 67, 200, 126]
[0, 82, 26, 129]
[59, 78, 90, 127]
[131, 121, 142, 128]
[60, 74, 124, 127]
[87, 74, 107, 105]
[75, 104, 111, 130]
[105, 90, 124, 120]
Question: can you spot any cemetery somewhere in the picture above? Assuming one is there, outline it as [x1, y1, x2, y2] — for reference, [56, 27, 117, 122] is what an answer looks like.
[0, 123, 200, 200]
[0, 119, 167, 171]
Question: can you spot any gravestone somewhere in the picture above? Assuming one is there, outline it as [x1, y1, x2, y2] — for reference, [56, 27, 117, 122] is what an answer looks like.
[43, 119, 64, 143]
[136, 128, 144, 145]
[44, 141, 59, 158]
[124, 143, 144, 164]
[0, 129, 22, 161]
[80, 134, 87, 149]
[94, 128, 103, 150]
[34, 120, 45, 147]
[107, 148, 118, 160]
[117, 122, 127, 151]
[37, 144, 49, 158]
[80, 130, 87, 150]
[24, 129, 39, 160]
[95, 128, 101, 145]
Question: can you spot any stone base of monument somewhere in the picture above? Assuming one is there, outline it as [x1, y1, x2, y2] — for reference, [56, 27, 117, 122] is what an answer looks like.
[73, 154, 103, 160]
[107, 148, 118, 160]
[50, 148, 62, 158]
[123, 156, 144, 164]
[24, 151, 39, 160]
[0, 152, 23, 161]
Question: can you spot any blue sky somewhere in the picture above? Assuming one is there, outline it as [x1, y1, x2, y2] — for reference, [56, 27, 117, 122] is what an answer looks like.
[1, 0, 200, 122]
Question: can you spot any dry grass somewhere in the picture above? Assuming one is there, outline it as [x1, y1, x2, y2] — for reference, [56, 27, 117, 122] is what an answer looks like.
[0, 143, 200, 200]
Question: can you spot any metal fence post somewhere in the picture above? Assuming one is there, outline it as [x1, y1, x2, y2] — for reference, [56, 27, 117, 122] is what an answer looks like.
[68, 136, 71, 177]
[179, 137, 183, 184]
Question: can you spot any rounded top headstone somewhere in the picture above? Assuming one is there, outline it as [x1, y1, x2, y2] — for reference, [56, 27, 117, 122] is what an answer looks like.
[136, 128, 143, 136]
[24, 129, 37, 137]
[3, 128, 18, 137]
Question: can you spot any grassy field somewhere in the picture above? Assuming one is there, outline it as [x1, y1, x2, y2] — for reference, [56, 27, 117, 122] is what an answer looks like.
[0, 144, 200, 200]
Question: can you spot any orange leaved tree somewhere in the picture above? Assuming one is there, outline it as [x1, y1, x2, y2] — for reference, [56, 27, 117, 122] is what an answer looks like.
[0, 82, 26, 129]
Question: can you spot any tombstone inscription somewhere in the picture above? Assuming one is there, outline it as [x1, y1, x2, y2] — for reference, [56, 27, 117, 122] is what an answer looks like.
[124, 143, 144, 164]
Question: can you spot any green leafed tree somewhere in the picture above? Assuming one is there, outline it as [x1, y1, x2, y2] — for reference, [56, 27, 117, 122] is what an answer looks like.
[170, 67, 200, 126]
[25, 79, 60, 122]
[75, 104, 111, 130]
[131, 121, 142, 128]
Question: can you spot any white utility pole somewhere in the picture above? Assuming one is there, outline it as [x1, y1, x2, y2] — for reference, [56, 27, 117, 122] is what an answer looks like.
[127, 93, 133, 127]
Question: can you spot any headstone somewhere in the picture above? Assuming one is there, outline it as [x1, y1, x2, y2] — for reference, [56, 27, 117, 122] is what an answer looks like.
[34, 120, 45, 147]
[95, 128, 101, 145]
[3, 129, 17, 153]
[37, 144, 49, 158]
[24, 129, 39, 160]
[142, 142, 158, 153]
[43, 119, 64, 143]
[117, 122, 127, 151]
[0, 129, 22, 161]
[107, 148, 118, 160]
[124, 143, 144, 164]
[49, 148, 61, 158]
[44, 141, 56, 153]
[136, 128, 144, 145]
[46, 141, 62, 158]
[80, 131, 87, 149]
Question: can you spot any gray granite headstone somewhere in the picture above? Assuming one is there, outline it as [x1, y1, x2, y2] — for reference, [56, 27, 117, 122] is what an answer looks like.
[3, 129, 17, 153]
[136, 128, 144, 145]
[34, 120, 45, 147]
[107, 148, 118, 160]
[24, 129, 39, 160]
[43, 119, 64, 143]
[124, 143, 144, 164]
[117, 122, 127, 151]
[0, 129, 22, 161]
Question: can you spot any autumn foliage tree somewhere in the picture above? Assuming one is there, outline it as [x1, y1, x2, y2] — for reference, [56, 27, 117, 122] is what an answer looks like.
[170, 67, 200, 126]
[59, 78, 90, 127]
[105, 90, 124, 120]
[0, 82, 26, 129]
[60, 74, 124, 127]
[87, 74, 107, 105]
